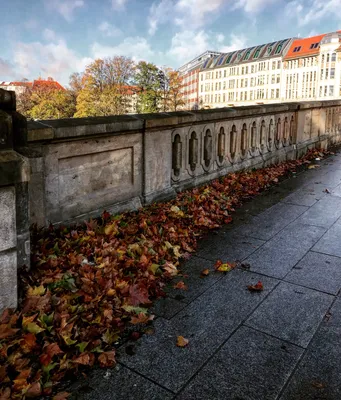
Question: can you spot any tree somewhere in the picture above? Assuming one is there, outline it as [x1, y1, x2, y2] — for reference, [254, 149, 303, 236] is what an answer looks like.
[134, 61, 164, 113]
[29, 89, 76, 120]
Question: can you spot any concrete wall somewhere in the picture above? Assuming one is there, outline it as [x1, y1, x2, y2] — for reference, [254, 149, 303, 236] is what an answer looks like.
[21, 101, 341, 227]
[0, 89, 30, 311]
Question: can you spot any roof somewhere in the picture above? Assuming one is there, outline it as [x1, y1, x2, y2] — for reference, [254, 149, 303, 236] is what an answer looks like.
[201, 38, 293, 70]
[284, 33, 326, 60]
[32, 79, 65, 91]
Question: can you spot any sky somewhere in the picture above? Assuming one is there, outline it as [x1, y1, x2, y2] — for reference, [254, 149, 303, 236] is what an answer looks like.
[0, 0, 340, 86]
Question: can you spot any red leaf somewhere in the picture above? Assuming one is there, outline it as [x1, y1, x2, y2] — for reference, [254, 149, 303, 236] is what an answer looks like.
[0, 324, 19, 340]
[128, 284, 151, 306]
[247, 281, 264, 292]
[53, 392, 70, 400]
[98, 351, 116, 368]
[173, 281, 188, 290]
[25, 382, 42, 398]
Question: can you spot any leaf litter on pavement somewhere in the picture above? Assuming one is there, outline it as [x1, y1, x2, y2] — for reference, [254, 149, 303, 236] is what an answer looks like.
[0, 149, 330, 398]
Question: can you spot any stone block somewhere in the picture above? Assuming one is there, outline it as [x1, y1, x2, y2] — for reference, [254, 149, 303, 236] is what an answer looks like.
[0, 250, 17, 310]
[118, 270, 278, 392]
[0, 186, 16, 252]
[245, 282, 333, 347]
[312, 218, 341, 258]
[177, 326, 304, 400]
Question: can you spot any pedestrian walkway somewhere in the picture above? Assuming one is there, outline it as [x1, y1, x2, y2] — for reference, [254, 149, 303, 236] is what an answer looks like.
[71, 150, 341, 400]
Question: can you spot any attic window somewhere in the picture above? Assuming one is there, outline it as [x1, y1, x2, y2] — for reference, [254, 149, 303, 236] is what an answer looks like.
[267, 47, 272, 55]
[226, 54, 233, 64]
[310, 43, 319, 49]
[254, 48, 261, 58]
[244, 50, 251, 60]
[293, 46, 302, 53]
[275, 44, 283, 54]
[237, 53, 242, 60]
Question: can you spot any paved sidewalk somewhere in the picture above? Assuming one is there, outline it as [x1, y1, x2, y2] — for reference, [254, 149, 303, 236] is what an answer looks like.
[72, 151, 341, 400]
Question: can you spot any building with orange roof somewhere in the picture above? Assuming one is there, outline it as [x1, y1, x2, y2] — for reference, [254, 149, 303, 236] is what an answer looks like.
[0, 77, 65, 98]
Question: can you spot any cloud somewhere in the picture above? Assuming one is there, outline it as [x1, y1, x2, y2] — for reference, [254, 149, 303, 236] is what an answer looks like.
[43, 29, 58, 42]
[0, 58, 14, 78]
[220, 34, 248, 52]
[13, 39, 91, 85]
[45, 0, 84, 22]
[91, 37, 156, 61]
[111, 0, 128, 9]
[286, 0, 341, 25]
[234, 0, 280, 13]
[98, 22, 122, 37]
[148, 0, 225, 35]
[216, 33, 225, 43]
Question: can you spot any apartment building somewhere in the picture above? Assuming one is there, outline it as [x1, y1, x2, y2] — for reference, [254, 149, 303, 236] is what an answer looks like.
[197, 31, 341, 109]
[178, 50, 223, 110]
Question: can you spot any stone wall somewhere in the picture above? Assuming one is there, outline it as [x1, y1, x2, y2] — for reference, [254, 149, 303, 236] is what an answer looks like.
[21, 101, 341, 227]
[2, 93, 341, 311]
[0, 89, 30, 310]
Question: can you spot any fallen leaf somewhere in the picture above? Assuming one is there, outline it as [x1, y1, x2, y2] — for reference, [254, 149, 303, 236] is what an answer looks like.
[130, 313, 154, 325]
[215, 260, 236, 273]
[176, 336, 189, 347]
[173, 281, 188, 290]
[247, 281, 264, 292]
[52, 392, 70, 400]
[25, 382, 42, 398]
[308, 164, 320, 169]
[201, 268, 210, 276]
[311, 381, 326, 389]
[324, 188, 330, 193]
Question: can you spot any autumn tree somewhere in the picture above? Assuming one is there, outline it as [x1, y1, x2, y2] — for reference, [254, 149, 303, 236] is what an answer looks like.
[167, 69, 185, 111]
[74, 56, 135, 117]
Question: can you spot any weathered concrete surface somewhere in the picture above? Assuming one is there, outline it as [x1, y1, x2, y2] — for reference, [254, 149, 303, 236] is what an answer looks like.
[68, 149, 341, 400]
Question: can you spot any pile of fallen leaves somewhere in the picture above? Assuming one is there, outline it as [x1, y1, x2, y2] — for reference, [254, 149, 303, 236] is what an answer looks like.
[0, 149, 329, 398]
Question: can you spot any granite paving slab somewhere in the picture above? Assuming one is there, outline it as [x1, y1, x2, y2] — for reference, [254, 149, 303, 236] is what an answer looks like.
[245, 282, 333, 347]
[118, 270, 278, 393]
[151, 297, 187, 320]
[280, 298, 341, 400]
[196, 231, 265, 262]
[294, 195, 341, 228]
[285, 251, 341, 295]
[68, 364, 173, 400]
[164, 255, 223, 304]
[312, 218, 341, 257]
[177, 326, 304, 400]
[281, 182, 327, 207]
[235, 202, 308, 241]
[246, 223, 326, 278]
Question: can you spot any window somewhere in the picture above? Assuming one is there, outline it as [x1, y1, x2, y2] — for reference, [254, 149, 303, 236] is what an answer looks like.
[241, 92, 244, 101]
[250, 91, 253, 100]
[245, 66, 248, 74]
[223, 93, 226, 102]
[244, 50, 251, 60]
[224, 70, 226, 77]
[226, 54, 233, 64]
[216, 71, 218, 79]
[215, 83, 218, 90]
[271, 74, 275, 84]
[276, 89, 280, 98]
[321, 69, 324, 80]
[276, 74, 280, 83]
[215, 94, 217, 102]
[329, 86, 334, 96]
[319, 86, 323, 97]
[251, 65, 255, 73]
[331, 68, 335, 79]
[272, 61, 276, 70]
[327, 54, 330, 62]
[242, 67, 245, 75]
[332, 53, 337, 62]
[326, 69, 329, 79]
[324, 86, 328, 96]
[254, 47, 261, 58]
[223, 81, 226, 90]
[201, 85, 203, 92]
[275, 44, 283, 54]
[277, 60, 281, 69]
[219, 71, 222, 78]
[237, 53, 242, 60]
[241, 79, 244, 88]
[218, 94, 221, 102]
[293, 46, 301, 53]
[267, 47, 272, 55]
[245, 78, 248, 87]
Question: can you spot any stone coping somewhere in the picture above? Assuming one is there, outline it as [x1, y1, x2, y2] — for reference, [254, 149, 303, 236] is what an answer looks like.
[26, 99, 341, 142]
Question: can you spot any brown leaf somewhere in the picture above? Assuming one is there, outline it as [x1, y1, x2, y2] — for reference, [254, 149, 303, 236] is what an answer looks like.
[173, 281, 188, 290]
[130, 313, 154, 325]
[98, 351, 116, 368]
[25, 382, 42, 398]
[73, 353, 91, 366]
[176, 336, 189, 347]
[247, 281, 264, 292]
[0, 324, 19, 340]
[201, 268, 210, 277]
[52, 392, 70, 400]
[311, 381, 326, 389]
[324, 188, 330, 193]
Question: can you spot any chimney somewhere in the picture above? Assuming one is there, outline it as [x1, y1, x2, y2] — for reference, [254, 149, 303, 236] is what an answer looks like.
[47, 77, 53, 81]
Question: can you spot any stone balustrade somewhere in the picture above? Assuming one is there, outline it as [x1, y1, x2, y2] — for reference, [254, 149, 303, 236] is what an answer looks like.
[1, 91, 341, 310]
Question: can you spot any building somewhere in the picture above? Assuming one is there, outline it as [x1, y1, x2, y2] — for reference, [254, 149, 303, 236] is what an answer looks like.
[178, 51, 223, 110]
[198, 38, 293, 108]
[0, 77, 65, 97]
[196, 31, 341, 109]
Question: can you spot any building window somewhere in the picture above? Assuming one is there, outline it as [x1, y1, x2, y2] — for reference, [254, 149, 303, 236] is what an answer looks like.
[324, 86, 328, 96]
[223, 81, 226, 90]
[223, 93, 225, 102]
[276, 74, 280, 83]
[276, 89, 280, 98]
[332, 53, 337, 62]
[320, 69, 324, 80]
[242, 67, 245, 74]
[272, 61, 276, 70]
[254, 47, 261, 58]
[331, 68, 335, 79]
[329, 86, 334, 96]
[319, 86, 323, 97]
[224, 70, 226, 77]
[293, 46, 301, 53]
[245, 66, 248, 74]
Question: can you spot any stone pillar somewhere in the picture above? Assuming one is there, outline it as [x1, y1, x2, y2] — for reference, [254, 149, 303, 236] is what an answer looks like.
[0, 89, 30, 311]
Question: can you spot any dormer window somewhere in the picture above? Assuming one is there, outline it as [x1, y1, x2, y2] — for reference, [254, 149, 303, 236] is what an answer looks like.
[275, 44, 283, 54]
[244, 50, 251, 60]
[267, 47, 272, 55]
[293, 46, 301, 53]
[254, 48, 261, 58]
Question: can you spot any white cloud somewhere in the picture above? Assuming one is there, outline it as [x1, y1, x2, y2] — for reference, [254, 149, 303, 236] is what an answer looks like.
[45, 0, 84, 22]
[286, 0, 341, 26]
[216, 33, 225, 43]
[0, 58, 14, 78]
[234, 0, 280, 13]
[148, 0, 173, 35]
[220, 34, 248, 52]
[43, 29, 58, 42]
[13, 39, 91, 85]
[98, 21, 122, 37]
[91, 37, 156, 61]
[111, 0, 128, 9]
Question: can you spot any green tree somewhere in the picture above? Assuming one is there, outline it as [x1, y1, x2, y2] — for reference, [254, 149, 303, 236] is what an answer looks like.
[134, 61, 164, 113]
[29, 89, 76, 120]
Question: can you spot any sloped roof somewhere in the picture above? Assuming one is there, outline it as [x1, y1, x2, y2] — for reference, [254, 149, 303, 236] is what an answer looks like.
[201, 38, 293, 70]
[284, 33, 326, 60]
[32, 79, 65, 91]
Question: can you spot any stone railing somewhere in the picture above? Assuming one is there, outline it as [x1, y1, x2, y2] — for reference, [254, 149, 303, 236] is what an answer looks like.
[1, 90, 341, 310]
[20, 100, 341, 228]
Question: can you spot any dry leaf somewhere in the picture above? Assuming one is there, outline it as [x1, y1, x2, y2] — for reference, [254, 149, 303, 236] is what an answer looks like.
[173, 281, 188, 290]
[201, 268, 210, 277]
[247, 281, 264, 292]
[176, 336, 189, 347]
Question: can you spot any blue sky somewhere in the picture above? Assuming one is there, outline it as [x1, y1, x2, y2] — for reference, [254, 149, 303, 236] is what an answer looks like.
[1, 0, 340, 85]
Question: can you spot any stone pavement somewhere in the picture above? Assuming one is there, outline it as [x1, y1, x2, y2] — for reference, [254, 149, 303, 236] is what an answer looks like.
[71, 150, 341, 400]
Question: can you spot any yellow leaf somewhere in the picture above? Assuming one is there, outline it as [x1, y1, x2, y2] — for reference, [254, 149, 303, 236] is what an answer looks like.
[28, 285, 46, 296]
[176, 336, 189, 347]
[25, 322, 45, 334]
